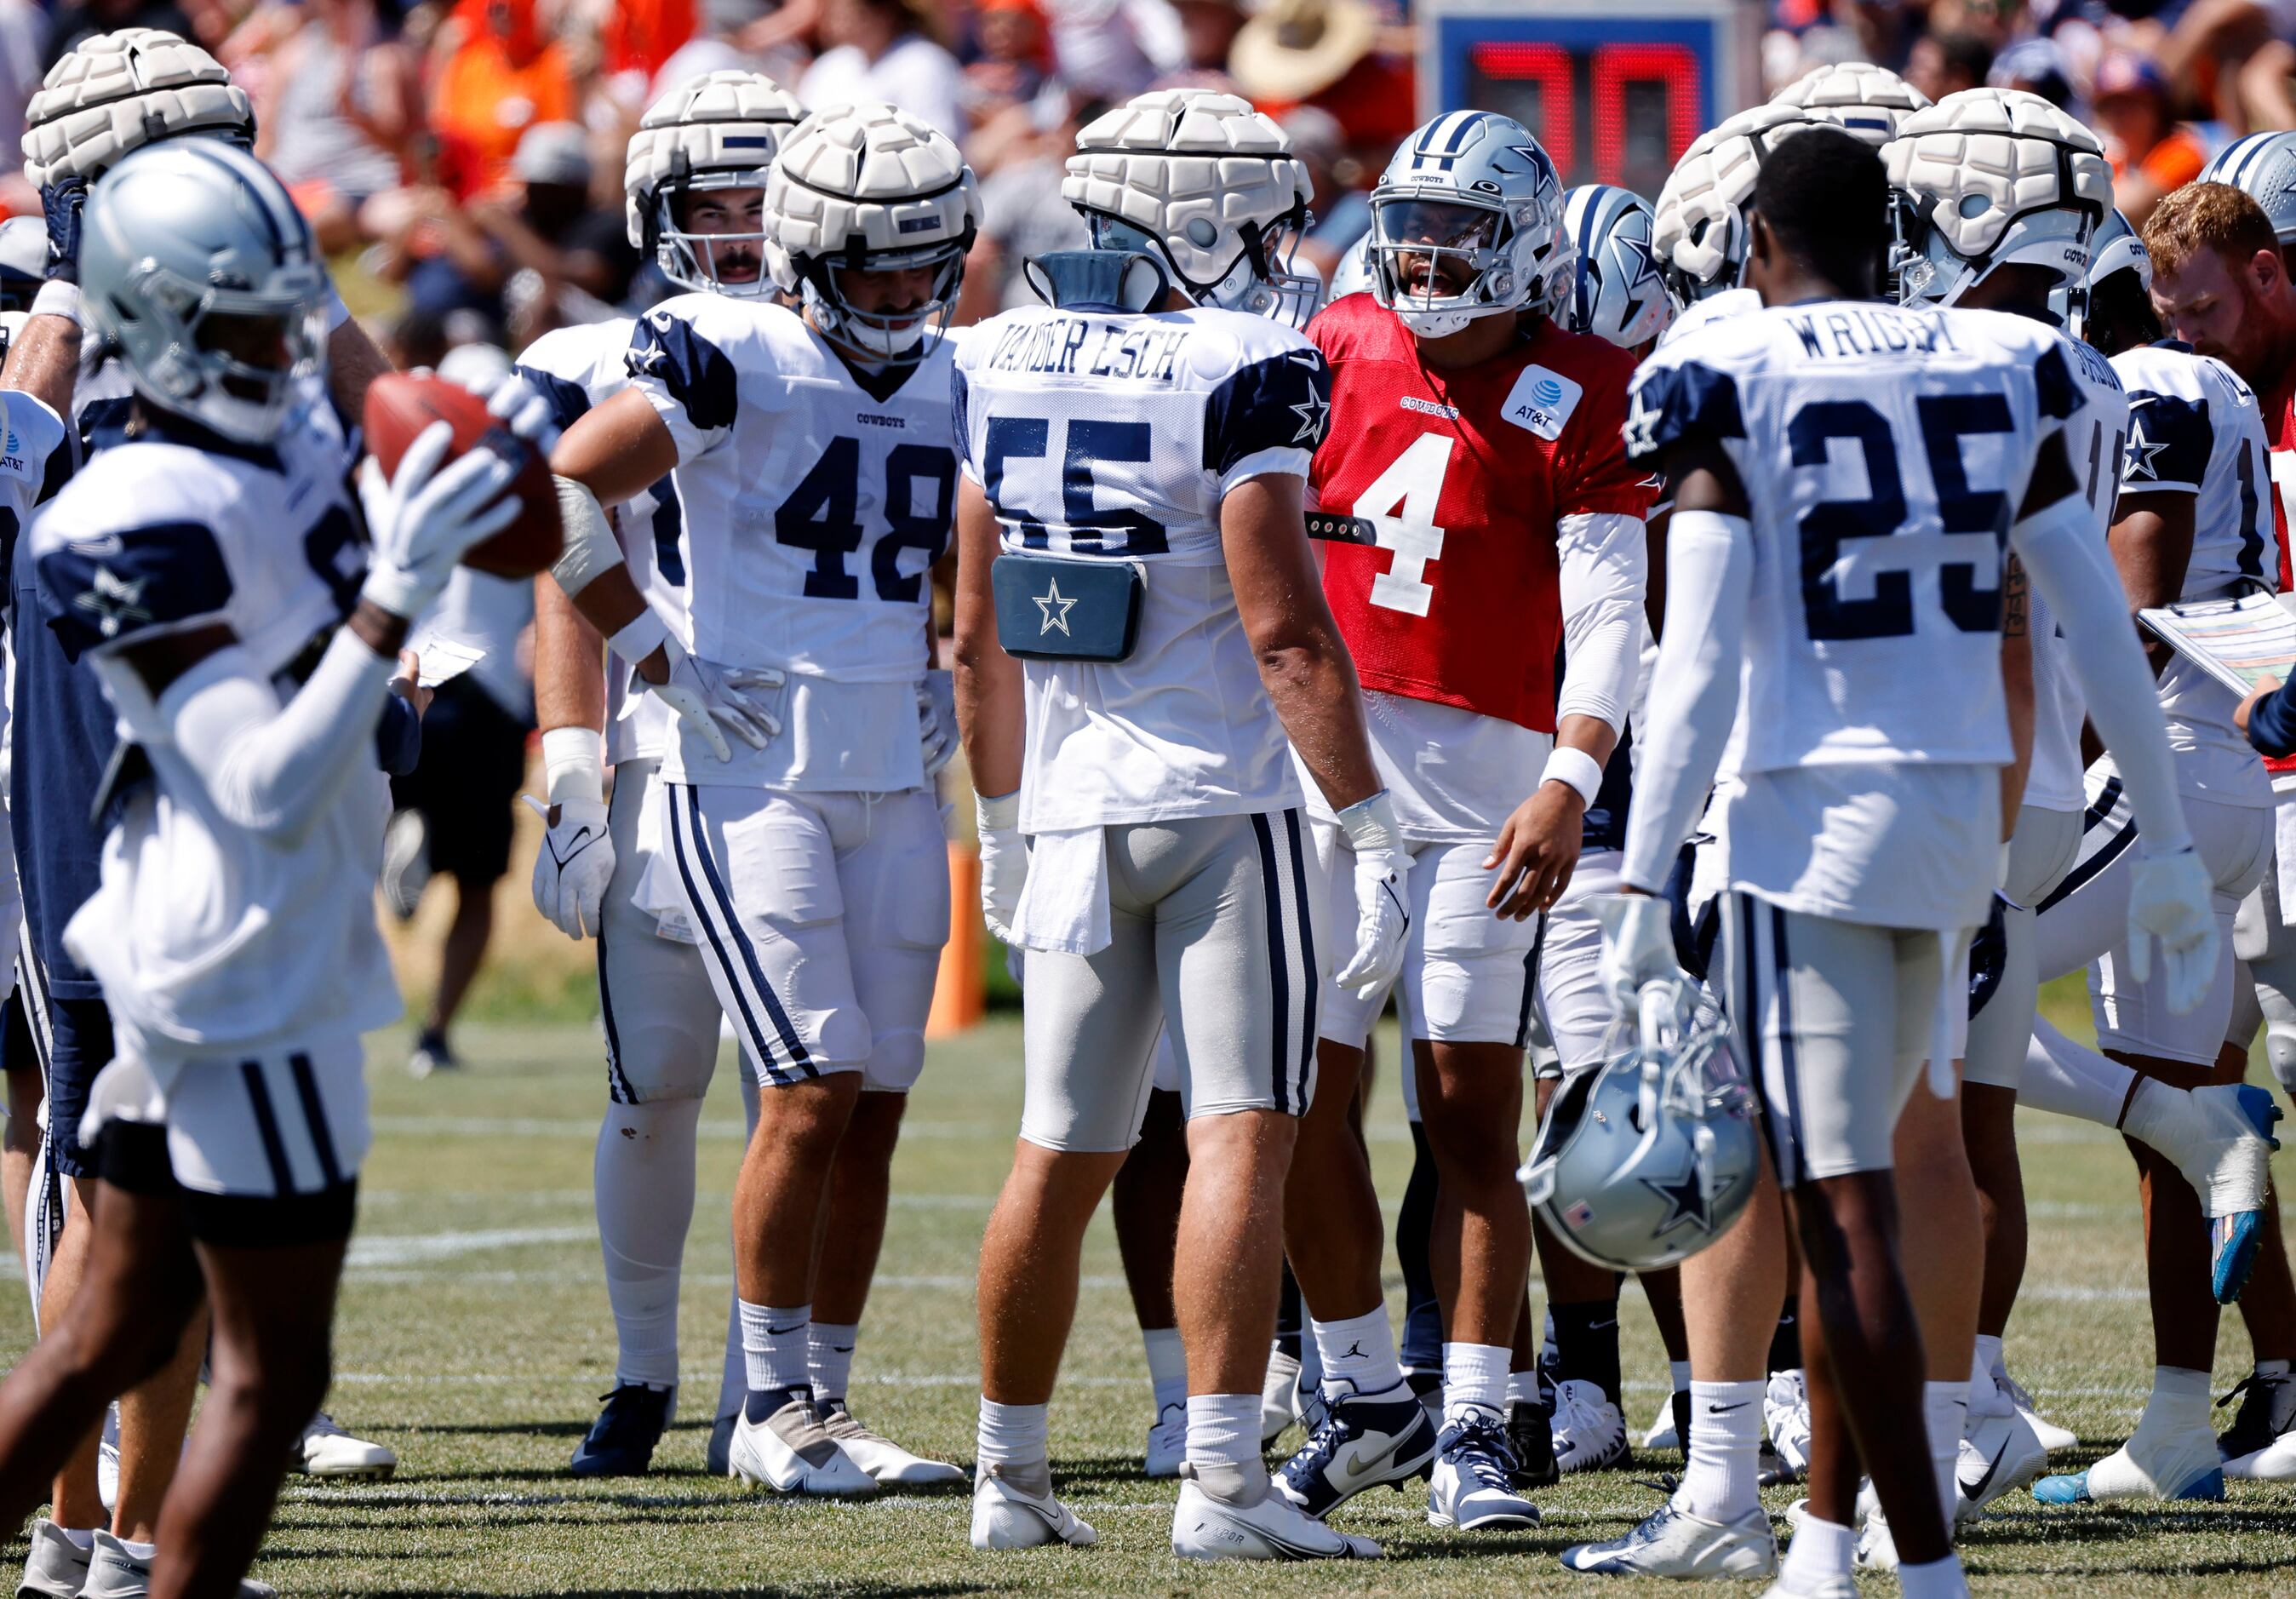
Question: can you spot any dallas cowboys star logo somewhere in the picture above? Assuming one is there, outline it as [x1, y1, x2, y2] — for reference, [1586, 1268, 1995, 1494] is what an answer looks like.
[1033, 576, 1076, 636]
[1642, 1158, 1740, 1237]
[2123, 416, 2167, 481]
[1290, 387, 1330, 444]
[73, 565, 150, 640]
[1623, 384, 1663, 461]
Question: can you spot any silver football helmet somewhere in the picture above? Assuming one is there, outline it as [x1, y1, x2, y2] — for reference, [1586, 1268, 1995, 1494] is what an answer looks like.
[1560, 184, 1672, 351]
[78, 140, 328, 444]
[764, 102, 979, 361]
[1064, 88, 1319, 326]
[1520, 982, 1759, 1272]
[626, 69, 805, 298]
[1367, 110, 1571, 336]
[2198, 131, 2296, 249]
[1886, 89, 2111, 307]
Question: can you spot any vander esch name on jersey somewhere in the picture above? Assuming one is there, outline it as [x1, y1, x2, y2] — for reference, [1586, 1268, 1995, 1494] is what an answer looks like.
[983, 315, 1190, 382]
[1784, 306, 1968, 360]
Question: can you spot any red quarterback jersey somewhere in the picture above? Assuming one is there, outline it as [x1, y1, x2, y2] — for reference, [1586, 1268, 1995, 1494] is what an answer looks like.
[1307, 293, 1652, 734]
[2262, 366, 2296, 780]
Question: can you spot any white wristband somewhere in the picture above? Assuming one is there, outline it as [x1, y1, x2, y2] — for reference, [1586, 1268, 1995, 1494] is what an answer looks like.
[541, 725, 605, 805]
[1542, 746, 1604, 807]
[976, 789, 1020, 834]
[30, 280, 79, 326]
[607, 609, 669, 668]
[550, 474, 626, 596]
[1335, 788, 1401, 852]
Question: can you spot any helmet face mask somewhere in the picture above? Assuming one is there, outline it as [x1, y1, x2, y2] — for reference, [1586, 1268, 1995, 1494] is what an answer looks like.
[1367, 112, 1570, 337]
[1079, 206, 1318, 325]
[799, 238, 969, 361]
[655, 175, 772, 296]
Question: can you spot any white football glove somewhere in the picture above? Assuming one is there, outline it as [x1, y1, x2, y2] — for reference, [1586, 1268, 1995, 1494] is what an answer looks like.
[621, 631, 783, 764]
[455, 364, 563, 456]
[920, 669, 958, 776]
[524, 727, 615, 940]
[977, 790, 1026, 945]
[1597, 891, 1685, 1024]
[2126, 845, 2218, 1016]
[357, 420, 519, 622]
[1332, 791, 1411, 994]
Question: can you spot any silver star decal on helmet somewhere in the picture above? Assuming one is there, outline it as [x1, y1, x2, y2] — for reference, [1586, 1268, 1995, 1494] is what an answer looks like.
[1616, 232, 1663, 295]
[74, 565, 150, 639]
[1290, 387, 1330, 444]
[1642, 1155, 1739, 1237]
[2123, 416, 2167, 481]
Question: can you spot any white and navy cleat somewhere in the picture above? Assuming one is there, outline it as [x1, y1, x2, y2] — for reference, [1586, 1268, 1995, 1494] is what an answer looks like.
[1273, 1377, 1438, 1518]
[1561, 1500, 1778, 1577]
[1427, 1409, 1540, 1530]
[1172, 1464, 1380, 1560]
[726, 1389, 877, 1496]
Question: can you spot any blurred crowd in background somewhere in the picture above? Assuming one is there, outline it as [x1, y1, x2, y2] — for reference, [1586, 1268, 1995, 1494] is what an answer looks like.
[0, 0, 2277, 370]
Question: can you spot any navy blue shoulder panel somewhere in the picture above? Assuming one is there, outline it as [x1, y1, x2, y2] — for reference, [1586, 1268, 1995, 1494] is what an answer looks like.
[1203, 347, 1331, 480]
[38, 521, 233, 662]
[626, 312, 739, 434]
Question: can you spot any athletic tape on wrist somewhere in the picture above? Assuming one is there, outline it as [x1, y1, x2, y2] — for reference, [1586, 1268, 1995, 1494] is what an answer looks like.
[30, 279, 78, 326]
[607, 609, 669, 670]
[540, 725, 605, 805]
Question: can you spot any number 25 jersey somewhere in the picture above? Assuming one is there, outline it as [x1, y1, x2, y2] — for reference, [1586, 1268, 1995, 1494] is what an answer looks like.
[1625, 299, 2082, 777]
[625, 297, 954, 793]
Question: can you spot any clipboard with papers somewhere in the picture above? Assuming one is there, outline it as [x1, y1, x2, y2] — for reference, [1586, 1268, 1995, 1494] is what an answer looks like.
[2136, 591, 2296, 697]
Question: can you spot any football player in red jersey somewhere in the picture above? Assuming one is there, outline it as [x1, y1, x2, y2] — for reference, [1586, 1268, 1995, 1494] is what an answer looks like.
[1267, 111, 1652, 1535]
[2150, 181, 2296, 1480]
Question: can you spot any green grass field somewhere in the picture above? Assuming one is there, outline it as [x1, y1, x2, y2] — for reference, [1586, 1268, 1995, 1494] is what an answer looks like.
[5, 1007, 2296, 1596]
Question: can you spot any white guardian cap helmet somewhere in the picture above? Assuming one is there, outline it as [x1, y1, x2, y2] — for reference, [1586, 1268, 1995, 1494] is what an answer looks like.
[1367, 110, 1570, 337]
[1885, 88, 2111, 307]
[1062, 88, 1319, 325]
[1520, 985, 1759, 1272]
[1652, 104, 1817, 307]
[1560, 184, 1672, 351]
[78, 140, 329, 444]
[1769, 61, 1932, 146]
[765, 102, 979, 362]
[2198, 131, 2296, 249]
[22, 27, 253, 187]
[627, 70, 805, 297]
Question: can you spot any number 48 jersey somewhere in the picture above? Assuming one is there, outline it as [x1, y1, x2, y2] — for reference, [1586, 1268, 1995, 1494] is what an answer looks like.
[624, 296, 955, 793]
[1624, 299, 2083, 777]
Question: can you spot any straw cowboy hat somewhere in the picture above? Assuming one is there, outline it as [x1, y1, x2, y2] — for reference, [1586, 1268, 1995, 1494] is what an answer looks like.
[1231, 0, 1380, 105]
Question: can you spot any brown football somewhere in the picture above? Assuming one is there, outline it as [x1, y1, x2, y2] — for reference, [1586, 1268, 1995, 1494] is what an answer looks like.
[361, 370, 562, 578]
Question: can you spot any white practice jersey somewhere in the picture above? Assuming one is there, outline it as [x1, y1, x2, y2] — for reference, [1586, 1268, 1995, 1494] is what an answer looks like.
[953, 301, 1330, 832]
[625, 296, 948, 792]
[1626, 300, 2081, 930]
[2024, 330, 2127, 814]
[2110, 340, 2276, 809]
[516, 317, 682, 766]
[27, 393, 400, 1060]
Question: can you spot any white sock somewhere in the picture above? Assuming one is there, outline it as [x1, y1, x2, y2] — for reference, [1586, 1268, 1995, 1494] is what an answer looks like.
[593, 1098, 702, 1389]
[1506, 1369, 1542, 1407]
[59, 1527, 93, 1551]
[2261, 1359, 2293, 1378]
[1313, 1307, 1405, 1395]
[2133, 1365, 2212, 1440]
[737, 1300, 810, 1395]
[1185, 1391, 1262, 1473]
[1677, 1379, 1763, 1522]
[2021, 1018, 2139, 1126]
[1925, 1379, 1969, 1528]
[977, 1398, 1048, 1470]
[809, 1321, 859, 1404]
[1899, 1551, 1971, 1598]
[1442, 1341, 1511, 1424]
[1142, 1326, 1188, 1415]
[1780, 1513, 1855, 1585]
[1969, 1334, 2007, 1418]
[117, 1539, 156, 1562]
[716, 1071, 763, 1419]
[1670, 1359, 1692, 1395]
